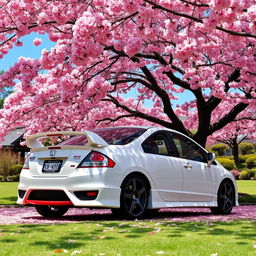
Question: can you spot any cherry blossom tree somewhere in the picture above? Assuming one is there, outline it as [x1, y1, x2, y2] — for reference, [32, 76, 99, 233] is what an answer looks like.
[208, 105, 256, 166]
[0, 0, 255, 146]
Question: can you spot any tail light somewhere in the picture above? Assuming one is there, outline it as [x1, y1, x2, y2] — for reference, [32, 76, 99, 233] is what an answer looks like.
[78, 151, 115, 168]
[23, 154, 30, 169]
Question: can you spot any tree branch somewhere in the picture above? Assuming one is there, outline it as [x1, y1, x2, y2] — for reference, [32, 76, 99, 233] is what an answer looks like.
[206, 68, 241, 111]
[111, 11, 139, 25]
[178, 0, 209, 7]
[209, 102, 249, 135]
[234, 117, 256, 121]
[103, 95, 175, 128]
[139, 65, 189, 134]
[143, 0, 256, 39]
[144, 0, 202, 23]
[96, 114, 136, 125]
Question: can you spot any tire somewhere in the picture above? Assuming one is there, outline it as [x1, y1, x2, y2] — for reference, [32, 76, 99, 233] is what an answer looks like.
[118, 174, 149, 219]
[210, 180, 235, 215]
[35, 205, 69, 217]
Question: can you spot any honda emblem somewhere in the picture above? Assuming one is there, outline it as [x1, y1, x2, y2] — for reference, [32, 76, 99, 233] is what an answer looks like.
[49, 150, 56, 157]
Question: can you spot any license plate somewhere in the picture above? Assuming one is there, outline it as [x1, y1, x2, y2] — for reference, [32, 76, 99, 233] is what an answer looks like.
[43, 160, 63, 173]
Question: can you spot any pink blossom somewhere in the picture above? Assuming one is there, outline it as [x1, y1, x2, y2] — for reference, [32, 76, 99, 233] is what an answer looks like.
[0, 0, 254, 146]
[124, 37, 143, 57]
[15, 41, 23, 47]
[33, 38, 42, 46]
[0, 206, 255, 225]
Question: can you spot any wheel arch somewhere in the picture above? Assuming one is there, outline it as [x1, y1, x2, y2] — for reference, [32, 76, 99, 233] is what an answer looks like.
[120, 171, 151, 190]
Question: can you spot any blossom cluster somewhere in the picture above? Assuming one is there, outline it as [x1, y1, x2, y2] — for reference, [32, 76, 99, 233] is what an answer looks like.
[0, 0, 255, 143]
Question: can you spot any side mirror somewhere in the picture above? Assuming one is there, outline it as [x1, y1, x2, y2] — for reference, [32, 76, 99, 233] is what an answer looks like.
[207, 152, 216, 167]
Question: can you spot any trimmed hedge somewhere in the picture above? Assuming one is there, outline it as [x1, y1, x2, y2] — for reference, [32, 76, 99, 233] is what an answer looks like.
[246, 155, 256, 169]
[239, 143, 255, 155]
[211, 144, 228, 156]
[216, 157, 236, 170]
[239, 168, 256, 180]
[240, 170, 250, 180]
[7, 174, 20, 182]
[248, 169, 256, 179]
[239, 154, 255, 163]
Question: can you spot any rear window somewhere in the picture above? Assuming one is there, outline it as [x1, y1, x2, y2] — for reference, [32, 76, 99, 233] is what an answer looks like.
[58, 127, 146, 146]
[93, 127, 146, 145]
[58, 135, 88, 146]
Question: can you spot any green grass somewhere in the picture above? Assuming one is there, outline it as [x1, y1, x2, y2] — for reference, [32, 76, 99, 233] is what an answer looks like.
[0, 181, 256, 205]
[237, 180, 256, 204]
[0, 220, 256, 256]
[0, 182, 18, 205]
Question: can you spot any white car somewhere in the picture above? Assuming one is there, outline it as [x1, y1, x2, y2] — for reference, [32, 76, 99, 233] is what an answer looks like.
[17, 126, 238, 219]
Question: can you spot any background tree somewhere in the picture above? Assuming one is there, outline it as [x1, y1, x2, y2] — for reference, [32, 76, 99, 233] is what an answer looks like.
[0, 0, 255, 146]
[209, 112, 256, 167]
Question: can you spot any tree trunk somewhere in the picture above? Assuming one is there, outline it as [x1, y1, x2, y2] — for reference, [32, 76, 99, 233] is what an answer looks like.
[232, 139, 240, 168]
[193, 133, 207, 148]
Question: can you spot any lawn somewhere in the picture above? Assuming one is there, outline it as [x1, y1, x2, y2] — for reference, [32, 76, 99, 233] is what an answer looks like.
[0, 182, 255, 255]
[0, 220, 256, 256]
[237, 180, 256, 204]
[0, 182, 18, 205]
[0, 181, 255, 205]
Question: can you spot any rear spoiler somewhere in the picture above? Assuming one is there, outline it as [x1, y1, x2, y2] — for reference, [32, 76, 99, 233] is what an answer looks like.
[26, 131, 109, 151]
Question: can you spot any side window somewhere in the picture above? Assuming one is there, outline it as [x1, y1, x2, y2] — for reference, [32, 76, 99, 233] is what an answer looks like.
[142, 132, 173, 156]
[170, 133, 207, 163]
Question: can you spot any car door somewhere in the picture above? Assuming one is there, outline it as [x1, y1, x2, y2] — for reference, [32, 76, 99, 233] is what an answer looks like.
[141, 131, 183, 202]
[168, 132, 216, 202]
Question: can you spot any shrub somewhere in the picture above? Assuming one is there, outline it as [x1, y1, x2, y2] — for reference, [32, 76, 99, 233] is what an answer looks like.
[239, 154, 255, 163]
[239, 163, 247, 169]
[0, 150, 21, 181]
[211, 144, 228, 156]
[230, 170, 240, 180]
[0, 175, 4, 181]
[239, 143, 255, 155]
[239, 170, 250, 180]
[248, 169, 256, 179]
[216, 157, 236, 170]
[7, 175, 20, 182]
[246, 155, 256, 169]
[9, 164, 23, 175]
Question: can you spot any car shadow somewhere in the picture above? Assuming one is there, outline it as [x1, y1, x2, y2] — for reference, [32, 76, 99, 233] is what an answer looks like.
[23, 208, 216, 222]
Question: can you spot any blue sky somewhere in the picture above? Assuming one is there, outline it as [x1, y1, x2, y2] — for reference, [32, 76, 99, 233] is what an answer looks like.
[0, 33, 194, 106]
[0, 33, 55, 71]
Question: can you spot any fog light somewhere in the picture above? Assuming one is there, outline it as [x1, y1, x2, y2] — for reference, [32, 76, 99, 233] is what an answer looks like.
[74, 191, 98, 200]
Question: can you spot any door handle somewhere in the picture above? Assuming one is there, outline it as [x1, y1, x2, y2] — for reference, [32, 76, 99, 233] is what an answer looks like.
[183, 163, 192, 169]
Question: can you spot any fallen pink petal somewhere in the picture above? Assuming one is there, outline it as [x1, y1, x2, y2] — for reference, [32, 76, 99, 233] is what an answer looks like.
[0, 206, 255, 225]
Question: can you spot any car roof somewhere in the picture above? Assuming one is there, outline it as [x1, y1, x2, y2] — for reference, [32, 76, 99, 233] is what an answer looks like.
[92, 126, 180, 133]
[92, 126, 155, 130]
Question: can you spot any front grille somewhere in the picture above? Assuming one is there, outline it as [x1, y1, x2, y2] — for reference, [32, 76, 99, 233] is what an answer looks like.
[18, 190, 26, 199]
[28, 190, 70, 201]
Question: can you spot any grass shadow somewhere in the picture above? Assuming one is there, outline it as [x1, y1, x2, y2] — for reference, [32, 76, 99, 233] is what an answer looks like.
[239, 193, 256, 204]
[0, 196, 17, 204]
